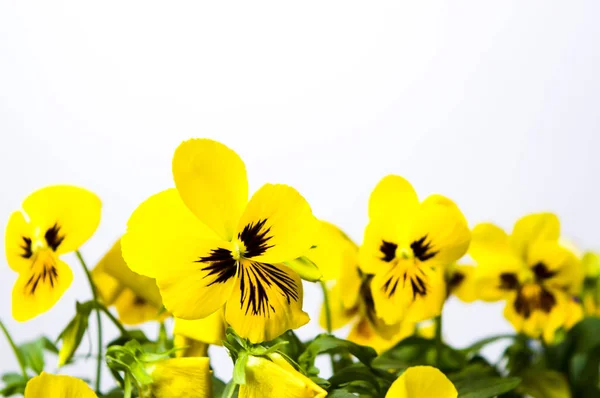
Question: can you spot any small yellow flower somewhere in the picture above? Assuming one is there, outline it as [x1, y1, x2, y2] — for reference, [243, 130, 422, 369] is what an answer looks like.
[144, 357, 212, 398]
[239, 353, 327, 398]
[5, 186, 101, 321]
[173, 310, 227, 357]
[385, 366, 457, 398]
[470, 213, 584, 342]
[24, 372, 96, 398]
[92, 239, 165, 325]
[122, 139, 317, 343]
[359, 175, 470, 325]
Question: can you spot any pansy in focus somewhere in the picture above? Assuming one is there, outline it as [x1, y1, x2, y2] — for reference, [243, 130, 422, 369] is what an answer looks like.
[92, 239, 165, 325]
[385, 366, 457, 398]
[24, 373, 96, 398]
[5, 186, 101, 321]
[359, 175, 471, 325]
[122, 139, 317, 343]
[471, 213, 584, 341]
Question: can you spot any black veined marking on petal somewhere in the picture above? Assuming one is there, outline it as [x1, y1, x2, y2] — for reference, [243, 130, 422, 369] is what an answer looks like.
[197, 248, 238, 286]
[20, 237, 33, 259]
[45, 223, 65, 252]
[238, 219, 274, 258]
[410, 270, 428, 300]
[499, 273, 519, 290]
[24, 264, 59, 295]
[239, 262, 298, 317]
[513, 286, 556, 319]
[410, 235, 438, 262]
[531, 262, 557, 282]
[379, 241, 397, 262]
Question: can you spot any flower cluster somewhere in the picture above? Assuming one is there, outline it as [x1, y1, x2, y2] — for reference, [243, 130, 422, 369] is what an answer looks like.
[1, 138, 598, 398]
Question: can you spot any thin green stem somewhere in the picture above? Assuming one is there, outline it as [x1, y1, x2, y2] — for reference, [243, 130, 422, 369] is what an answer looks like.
[76, 250, 103, 394]
[0, 318, 28, 380]
[123, 373, 133, 398]
[319, 281, 333, 334]
[434, 314, 443, 367]
[96, 302, 129, 337]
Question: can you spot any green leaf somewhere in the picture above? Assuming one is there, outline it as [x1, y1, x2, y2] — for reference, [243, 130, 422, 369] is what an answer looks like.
[460, 334, 516, 357]
[233, 352, 248, 385]
[328, 363, 381, 394]
[265, 330, 305, 362]
[298, 334, 377, 374]
[284, 256, 323, 282]
[452, 373, 521, 398]
[0, 373, 27, 397]
[57, 309, 91, 367]
[212, 375, 227, 397]
[517, 369, 570, 398]
[107, 329, 150, 348]
[327, 389, 359, 398]
[18, 339, 46, 374]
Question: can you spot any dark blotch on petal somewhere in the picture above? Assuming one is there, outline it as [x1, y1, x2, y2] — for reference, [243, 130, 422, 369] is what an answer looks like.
[238, 219, 274, 258]
[500, 273, 519, 290]
[197, 248, 238, 285]
[20, 237, 33, 259]
[410, 235, 438, 262]
[379, 241, 397, 262]
[45, 223, 65, 252]
[532, 262, 557, 282]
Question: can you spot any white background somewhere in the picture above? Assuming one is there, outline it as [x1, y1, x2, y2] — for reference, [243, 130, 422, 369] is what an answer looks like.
[1, 1, 599, 390]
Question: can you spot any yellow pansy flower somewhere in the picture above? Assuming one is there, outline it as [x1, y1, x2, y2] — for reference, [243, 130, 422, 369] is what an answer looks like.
[5, 186, 101, 321]
[122, 139, 317, 343]
[239, 353, 327, 398]
[24, 372, 96, 398]
[359, 175, 470, 325]
[173, 310, 227, 357]
[92, 239, 165, 325]
[144, 357, 212, 398]
[445, 264, 478, 303]
[470, 213, 584, 342]
[385, 366, 457, 398]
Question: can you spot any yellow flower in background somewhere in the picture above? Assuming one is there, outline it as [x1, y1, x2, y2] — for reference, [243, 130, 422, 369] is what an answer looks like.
[173, 310, 227, 357]
[24, 373, 96, 398]
[445, 264, 477, 303]
[92, 239, 165, 325]
[122, 139, 318, 343]
[239, 353, 327, 398]
[5, 186, 101, 321]
[144, 357, 212, 398]
[359, 175, 470, 326]
[580, 252, 600, 316]
[385, 366, 457, 398]
[470, 213, 584, 342]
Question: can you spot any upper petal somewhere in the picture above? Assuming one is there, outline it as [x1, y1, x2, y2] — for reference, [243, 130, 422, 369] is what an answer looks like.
[22, 185, 102, 255]
[308, 220, 358, 281]
[368, 175, 419, 224]
[386, 366, 457, 398]
[469, 222, 514, 264]
[172, 139, 248, 240]
[24, 373, 96, 398]
[236, 184, 318, 264]
[511, 213, 560, 258]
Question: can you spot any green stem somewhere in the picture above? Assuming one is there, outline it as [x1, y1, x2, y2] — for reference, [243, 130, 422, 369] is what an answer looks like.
[76, 250, 103, 394]
[96, 302, 129, 337]
[319, 281, 333, 334]
[435, 314, 443, 368]
[0, 318, 28, 380]
[123, 373, 133, 398]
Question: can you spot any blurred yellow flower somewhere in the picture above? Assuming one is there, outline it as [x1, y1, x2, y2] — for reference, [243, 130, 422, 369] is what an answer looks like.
[580, 252, 600, 316]
[5, 186, 101, 321]
[471, 213, 584, 342]
[122, 139, 317, 343]
[239, 353, 326, 398]
[24, 373, 96, 398]
[385, 366, 457, 398]
[144, 357, 212, 398]
[359, 175, 470, 325]
[173, 310, 227, 357]
[92, 239, 165, 325]
[445, 264, 478, 303]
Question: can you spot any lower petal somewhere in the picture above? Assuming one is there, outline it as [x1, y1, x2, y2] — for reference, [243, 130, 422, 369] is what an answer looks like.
[24, 373, 96, 398]
[225, 261, 309, 343]
[12, 257, 73, 322]
[386, 366, 458, 398]
[174, 311, 227, 346]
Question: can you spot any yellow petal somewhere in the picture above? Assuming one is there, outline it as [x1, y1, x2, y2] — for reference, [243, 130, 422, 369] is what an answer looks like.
[348, 318, 414, 354]
[174, 311, 226, 346]
[92, 270, 123, 305]
[24, 373, 96, 398]
[527, 241, 583, 295]
[319, 282, 359, 331]
[172, 139, 248, 240]
[236, 184, 318, 264]
[473, 256, 523, 302]
[239, 354, 327, 398]
[511, 213, 560, 258]
[409, 195, 471, 267]
[469, 222, 513, 263]
[448, 265, 477, 303]
[386, 366, 457, 398]
[225, 261, 309, 343]
[564, 297, 584, 329]
[22, 185, 101, 255]
[148, 357, 212, 398]
[12, 255, 73, 321]
[308, 221, 358, 281]
[5, 211, 33, 272]
[122, 189, 220, 279]
[583, 252, 600, 277]
[174, 334, 209, 357]
[113, 288, 166, 326]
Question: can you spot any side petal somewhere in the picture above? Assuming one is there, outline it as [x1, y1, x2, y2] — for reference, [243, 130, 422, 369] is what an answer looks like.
[149, 357, 212, 398]
[24, 373, 96, 398]
[511, 213, 560, 258]
[469, 223, 513, 263]
[113, 288, 166, 326]
[225, 261, 309, 343]
[386, 366, 457, 398]
[22, 185, 101, 255]
[12, 257, 73, 322]
[448, 265, 477, 303]
[528, 241, 583, 295]
[174, 311, 227, 346]
[307, 220, 358, 281]
[409, 195, 471, 266]
[236, 184, 318, 265]
[172, 139, 248, 240]
[122, 189, 220, 279]
[5, 211, 33, 272]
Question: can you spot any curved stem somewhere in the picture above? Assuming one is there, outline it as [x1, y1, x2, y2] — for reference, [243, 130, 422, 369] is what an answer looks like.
[0, 318, 28, 380]
[76, 250, 103, 393]
[123, 372, 133, 398]
[96, 302, 129, 337]
[319, 281, 333, 334]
